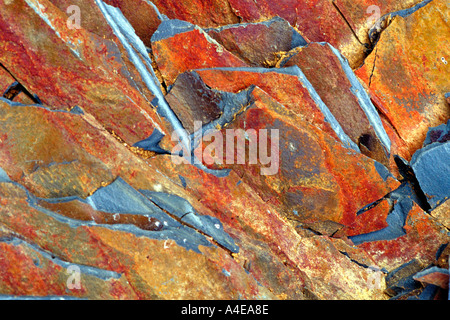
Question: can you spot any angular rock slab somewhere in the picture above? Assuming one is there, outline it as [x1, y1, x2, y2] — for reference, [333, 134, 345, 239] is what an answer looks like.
[280, 42, 390, 166]
[0, 68, 35, 105]
[0, 0, 446, 301]
[333, 0, 428, 48]
[205, 17, 307, 67]
[0, 94, 380, 299]
[165, 72, 223, 133]
[49, 0, 117, 40]
[150, 0, 240, 27]
[352, 201, 449, 271]
[0, 145, 270, 299]
[0, 100, 116, 198]
[0, 235, 137, 299]
[413, 267, 449, 289]
[226, 0, 366, 68]
[190, 86, 399, 226]
[102, 0, 165, 47]
[151, 19, 248, 86]
[0, 184, 268, 299]
[148, 155, 392, 299]
[0, 0, 166, 145]
[429, 201, 450, 230]
[411, 141, 450, 210]
[355, 0, 450, 160]
[193, 67, 348, 145]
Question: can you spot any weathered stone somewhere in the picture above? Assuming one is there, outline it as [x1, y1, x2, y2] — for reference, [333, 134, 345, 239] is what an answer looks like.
[384, 259, 427, 297]
[206, 17, 307, 67]
[193, 67, 344, 143]
[413, 267, 449, 289]
[355, 0, 450, 160]
[49, 0, 117, 40]
[435, 244, 450, 269]
[0, 65, 38, 105]
[147, 143, 390, 299]
[151, 19, 248, 86]
[351, 201, 448, 271]
[0, 91, 385, 299]
[225, 1, 355, 65]
[191, 86, 399, 227]
[165, 72, 223, 133]
[0, 0, 166, 145]
[151, 0, 240, 28]
[411, 141, 450, 209]
[429, 201, 450, 230]
[333, 0, 427, 50]
[0, 0, 447, 301]
[280, 42, 390, 166]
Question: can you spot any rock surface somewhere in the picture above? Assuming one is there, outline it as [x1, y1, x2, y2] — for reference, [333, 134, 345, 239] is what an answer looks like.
[0, 0, 448, 300]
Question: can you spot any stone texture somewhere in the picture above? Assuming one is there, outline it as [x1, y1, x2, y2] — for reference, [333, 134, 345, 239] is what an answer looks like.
[191, 86, 399, 227]
[151, 19, 248, 86]
[165, 72, 223, 133]
[0, 0, 448, 301]
[193, 68, 343, 141]
[411, 141, 450, 209]
[333, 0, 426, 49]
[0, 0, 167, 146]
[206, 17, 307, 67]
[353, 201, 448, 271]
[355, 0, 450, 160]
[280, 42, 390, 166]
[226, 0, 366, 68]
[413, 267, 449, 289]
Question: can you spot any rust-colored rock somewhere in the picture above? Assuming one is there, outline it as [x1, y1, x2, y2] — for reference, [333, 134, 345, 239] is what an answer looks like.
[0, 0, 166, 145]
[0, 0, 448, 301]
[206, 17, 306, 67]
[151, 19, 248, 86]
[189, 86, 399, 226]
[280, 42, 389, 166]
[355, 0, 450, 160]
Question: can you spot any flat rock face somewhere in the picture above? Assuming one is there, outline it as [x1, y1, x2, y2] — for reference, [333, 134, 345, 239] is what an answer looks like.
[281, 42, 389, 166]
[0, 0, 448, 301]
[206, 17, 307, 67]
[0, 0, 169, 146]
[226, 0, 366, 68]
[151, 20, 249, 86]
[355, 0, 450, 160]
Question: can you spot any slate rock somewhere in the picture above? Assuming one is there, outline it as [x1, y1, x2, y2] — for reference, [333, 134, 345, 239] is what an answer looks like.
[226, 0, 366, 68]
[165, 72, 223, 133]
[0, 0, 167, 145]
[413, 266, 449, 289]
[151, 19, 248, 86]
[355, 0, 450, 160]
[206, 17, 307, 67]
[191, 86, 399, 226]
[280, 42, 390, 166]
[411, 140, 450, 209]
[0, 0, 448, 301]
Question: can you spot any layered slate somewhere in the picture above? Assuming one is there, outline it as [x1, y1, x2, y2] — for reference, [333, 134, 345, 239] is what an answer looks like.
[355, 0, 449, 160]
[0, 0, 448, 300]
